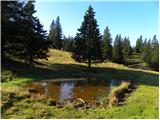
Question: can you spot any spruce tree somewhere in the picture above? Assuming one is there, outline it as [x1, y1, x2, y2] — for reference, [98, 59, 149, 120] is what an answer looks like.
[142, 38, 151, 65]
[1, 1, 24, 59]
[135, 36, 143, 53]
[113, 34, 124, 64]
[123, 37, 132, 56]
[48, 16, 63, 49]
[72, 5, 103, 68]
[2, 0, 50, 63]
[150, 35, 159, 71]
[62, 36, 75, 52]
[48, 20, 56, 48]
[20, 1, 49, 63]
[102, 26, 112, 61]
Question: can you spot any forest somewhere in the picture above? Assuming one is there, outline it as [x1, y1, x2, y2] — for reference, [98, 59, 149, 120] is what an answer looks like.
[1, 0, 159, 119]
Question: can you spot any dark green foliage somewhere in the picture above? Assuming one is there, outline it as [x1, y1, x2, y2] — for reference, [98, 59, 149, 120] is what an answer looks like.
[1, 1, 50, 63]
[1, 1, 24, 59]
[113, 34, 124, 64]
[18, 1, 50, 63]
[72, 6, 103, 67]
[135, 36, 143, 53]
[101, 26, 112, 61]
[142, 39, 151, 64]
[122, 37, 132, 56]
[149, 35, 159, 71]
[62, 36, 75, 52]
[48, 20, 56, 48]
[48, 16, 63, 49]
[141, 35, 159, 71]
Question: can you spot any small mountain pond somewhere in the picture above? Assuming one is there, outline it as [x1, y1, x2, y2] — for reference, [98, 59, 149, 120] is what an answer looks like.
[25, 78, 124, 102]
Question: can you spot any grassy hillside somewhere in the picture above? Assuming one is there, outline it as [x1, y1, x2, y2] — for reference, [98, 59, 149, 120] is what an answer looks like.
[1, 49, 159, 118]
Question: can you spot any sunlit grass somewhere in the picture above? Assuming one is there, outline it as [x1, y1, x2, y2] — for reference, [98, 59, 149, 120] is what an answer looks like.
[1, 49, 159, 118]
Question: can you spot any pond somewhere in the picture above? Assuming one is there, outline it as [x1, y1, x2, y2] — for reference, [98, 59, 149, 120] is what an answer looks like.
[25, 78, 123, 102]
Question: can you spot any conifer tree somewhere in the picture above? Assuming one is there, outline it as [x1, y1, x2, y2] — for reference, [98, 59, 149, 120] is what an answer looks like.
[135, 36, 143, 53]
[113, 34, 124, 64]
[72, 6, 103, 68]
[123, 37, 132, 56]
[142, 38, 151, 64]
[150, 35, 159, 71]
[1, 1, 24, 59]
[17, 1, 50, 63]
[62, 36, 75, 52]
[48, 16, 63, 49]
[48, 20, 56, 48]
[102, 26, 112, 61]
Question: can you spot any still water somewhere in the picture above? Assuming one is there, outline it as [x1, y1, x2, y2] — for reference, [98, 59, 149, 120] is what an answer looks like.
[25, 78, 123, 101]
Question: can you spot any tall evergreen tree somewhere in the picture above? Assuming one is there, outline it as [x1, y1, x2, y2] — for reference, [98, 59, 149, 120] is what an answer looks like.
[48, 16, 63, 49]
[142, 38, 151, 64]
[150, 35, 159, 71]
[123, 37, 132, 56]
[101, 26, 112, 61]
[113, 34, 124, 64]
[22, 1, 50, 63]
[135, 35, 143, 53]
[48, 20, 56, 48]
[1, 1, 24, 59]
[72, 6, 103, 68]
[62, 36, 75, 52]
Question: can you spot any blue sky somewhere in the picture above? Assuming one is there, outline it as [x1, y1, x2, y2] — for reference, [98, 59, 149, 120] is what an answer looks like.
[34, 0, 158, 46]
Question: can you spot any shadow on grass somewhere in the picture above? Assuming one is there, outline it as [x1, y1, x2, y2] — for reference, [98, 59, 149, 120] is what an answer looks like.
[2, 58, 159, 87]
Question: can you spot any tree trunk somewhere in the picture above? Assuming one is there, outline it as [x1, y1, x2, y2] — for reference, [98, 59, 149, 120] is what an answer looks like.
[28, 52, 33, 64]
[88, 57, 91, 68]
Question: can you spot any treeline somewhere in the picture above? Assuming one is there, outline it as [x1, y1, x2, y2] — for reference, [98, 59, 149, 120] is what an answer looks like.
[48, 6, 158, 70]
[2, 1, 158, 71]
[135, 35, 159, 71]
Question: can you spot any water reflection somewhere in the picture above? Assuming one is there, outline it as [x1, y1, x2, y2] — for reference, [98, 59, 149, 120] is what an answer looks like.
[60, 82, 74, 100]
[25, 78, 123, 101]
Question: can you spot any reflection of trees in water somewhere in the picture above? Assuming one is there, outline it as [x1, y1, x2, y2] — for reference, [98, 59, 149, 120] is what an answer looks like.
[41, 82, 48, 96]
[60, 82, 74, 100]
[28, 78, 123, 101]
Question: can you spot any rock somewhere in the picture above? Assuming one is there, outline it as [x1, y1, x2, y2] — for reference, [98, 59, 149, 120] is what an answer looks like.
[77, 98, 85, 104]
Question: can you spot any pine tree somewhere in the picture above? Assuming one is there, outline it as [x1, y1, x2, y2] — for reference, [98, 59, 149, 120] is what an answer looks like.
[72, 5, 103, 68]
[135, 36, 143, 53]
[123, 37, 132, 56]
[62, 36, 75, 52]
[150, 35, 159, 71]
[101, 26, 112, 61]
[113, 34, 124, 64]
[48, 20, 56, 48]
[48, 16, 63, 49]
[2, 0, 50, 63]
[142, 38, 151, 64]
[20, 1, 50, 63]
[1, 1, 24, 59]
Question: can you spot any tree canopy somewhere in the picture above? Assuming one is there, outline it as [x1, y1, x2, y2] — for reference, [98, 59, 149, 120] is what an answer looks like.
[48, 16, 63, 50]
[101, 26, 113, 61]
[72, 6, 103, 68]
[113, 34, 124, 64]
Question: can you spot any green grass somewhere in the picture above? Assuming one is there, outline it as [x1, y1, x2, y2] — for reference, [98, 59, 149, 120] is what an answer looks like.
[1, 49, 159, 118]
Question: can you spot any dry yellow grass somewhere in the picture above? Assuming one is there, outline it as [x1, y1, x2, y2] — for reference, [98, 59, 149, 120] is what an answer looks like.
[108, 81, 131, 108]
[48, 49, 75, 64]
